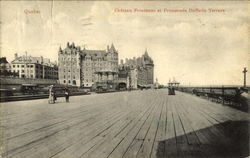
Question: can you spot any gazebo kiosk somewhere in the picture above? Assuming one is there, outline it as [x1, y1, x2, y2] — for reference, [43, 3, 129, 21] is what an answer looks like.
[168, 78, 180, 95]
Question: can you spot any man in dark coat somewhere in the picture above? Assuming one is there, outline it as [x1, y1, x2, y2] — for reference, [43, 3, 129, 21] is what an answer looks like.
[65, 88, 69, 102]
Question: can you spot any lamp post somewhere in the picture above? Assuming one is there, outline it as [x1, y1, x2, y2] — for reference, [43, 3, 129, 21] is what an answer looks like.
[243, 67, 247, 87]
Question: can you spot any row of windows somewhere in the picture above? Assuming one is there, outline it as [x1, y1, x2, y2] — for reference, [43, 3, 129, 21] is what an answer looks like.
[12, 64, 32, 68]
[84, 68, 93, 71]
[12, 70, 20, 73]
[60, 57, 78, 61]
[84, 79, 94, 82]
[59, 62, 118, 68]
[62, 69, 78, 73]
[63, 75, 76, 79]
[20, 74, 35, 78]
[13, 70, 44, 74]
[84, 57, 118, 61]
[61, 61, 78, 66]
[79, 67, 118, 72]
[19, 74, 58, 79]
[12, 64, 57, 70]
[63, 80, 77, 85]
[12, 64, 39, 68]
[82, 62, 118, 66]
[16, 69, 57, 75]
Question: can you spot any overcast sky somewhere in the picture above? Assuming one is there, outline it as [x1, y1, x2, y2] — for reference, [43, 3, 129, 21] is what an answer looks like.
[0, 1, 249, 85]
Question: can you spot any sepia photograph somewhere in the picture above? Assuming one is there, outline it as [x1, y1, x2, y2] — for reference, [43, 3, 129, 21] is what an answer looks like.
[0, 0, 249, 158]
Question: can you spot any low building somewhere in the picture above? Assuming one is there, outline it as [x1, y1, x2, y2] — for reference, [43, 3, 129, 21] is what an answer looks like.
[11, 53, 58, 79]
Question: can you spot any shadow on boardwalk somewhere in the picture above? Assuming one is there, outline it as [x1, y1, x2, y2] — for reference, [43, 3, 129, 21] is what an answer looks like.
[156, 120, 249, 158]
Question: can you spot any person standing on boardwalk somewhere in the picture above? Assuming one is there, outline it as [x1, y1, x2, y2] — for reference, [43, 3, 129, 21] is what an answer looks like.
[53, 90, 57, 103]
[64, 88, 69, 102]
[48, 85, 54, 104]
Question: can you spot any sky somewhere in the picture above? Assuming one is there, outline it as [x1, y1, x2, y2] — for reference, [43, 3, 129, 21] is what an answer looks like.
[0, 1, 249, 86]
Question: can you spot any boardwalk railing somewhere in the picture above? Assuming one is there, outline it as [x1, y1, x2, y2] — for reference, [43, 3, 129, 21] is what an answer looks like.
[0, 91, 90, 102]
[177, 86, 249, 107]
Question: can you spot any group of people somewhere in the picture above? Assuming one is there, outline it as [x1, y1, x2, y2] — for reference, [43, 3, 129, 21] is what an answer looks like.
[48, 85, 70, 104]
[168, 87, 175, 95]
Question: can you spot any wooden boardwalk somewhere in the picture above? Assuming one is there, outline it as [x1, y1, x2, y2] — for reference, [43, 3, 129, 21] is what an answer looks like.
[0, 90, 249, 158]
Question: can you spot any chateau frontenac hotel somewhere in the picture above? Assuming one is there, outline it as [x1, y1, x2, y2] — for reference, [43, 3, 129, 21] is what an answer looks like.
[58, 42, 154, 90]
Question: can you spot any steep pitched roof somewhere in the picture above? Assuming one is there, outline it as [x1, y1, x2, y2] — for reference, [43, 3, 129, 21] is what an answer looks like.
[0, 57, 9, 64]
[81, 50, 107, 59]
[11, 55, 57, 67]
[84, 50, 106, 56]
[110, 43, 116, 52]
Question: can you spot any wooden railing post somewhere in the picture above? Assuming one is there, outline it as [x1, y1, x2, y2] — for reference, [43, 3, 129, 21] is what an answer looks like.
[210, 86, 212, 101]
[222, 85, 224, 105]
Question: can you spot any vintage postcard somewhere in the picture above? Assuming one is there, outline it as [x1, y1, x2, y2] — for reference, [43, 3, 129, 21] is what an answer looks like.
[0, 1, 249, 158]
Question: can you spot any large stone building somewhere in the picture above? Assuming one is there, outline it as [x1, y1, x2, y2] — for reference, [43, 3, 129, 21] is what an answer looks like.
[58, 42, 118, 88]
[119, 50, 154, 89]
[11, 53, 58, 79]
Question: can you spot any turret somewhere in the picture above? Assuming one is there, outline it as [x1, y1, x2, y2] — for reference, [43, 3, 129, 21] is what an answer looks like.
[144, 49, 149, 57]
[120, 59, 124, 65]
[59, 46, 62, 52]
[109, 43, 117, 53]
[125, 58, 128, 64]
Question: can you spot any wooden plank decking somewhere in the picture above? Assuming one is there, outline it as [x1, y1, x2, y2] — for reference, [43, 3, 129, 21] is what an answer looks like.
[0, 89, 249, 158]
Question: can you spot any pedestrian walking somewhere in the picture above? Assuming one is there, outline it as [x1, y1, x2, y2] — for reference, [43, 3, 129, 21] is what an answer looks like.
[65, 88, 69, 102]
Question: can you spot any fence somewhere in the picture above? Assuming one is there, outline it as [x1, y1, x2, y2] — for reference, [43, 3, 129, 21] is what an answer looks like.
[177, 86, 249, 107]
[0, 77, 58, 85]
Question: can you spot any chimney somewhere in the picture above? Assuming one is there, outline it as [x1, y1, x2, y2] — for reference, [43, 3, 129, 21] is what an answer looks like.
[41, 56, 43, 64]
[125, 58, 128, 64]
[107, 45, 109, 51]
[14, 53, 18, 60]
[25, 51, 28, 61]
[120, 59, 124, 65]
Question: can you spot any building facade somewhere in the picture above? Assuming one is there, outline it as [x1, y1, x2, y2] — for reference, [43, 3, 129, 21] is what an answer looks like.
[119, 50, 154, 89]
[128, 67, 138, 89]
[58, 42, 118, 88]
[11, 53, 58, 79]
[117, 67, 130, 90]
